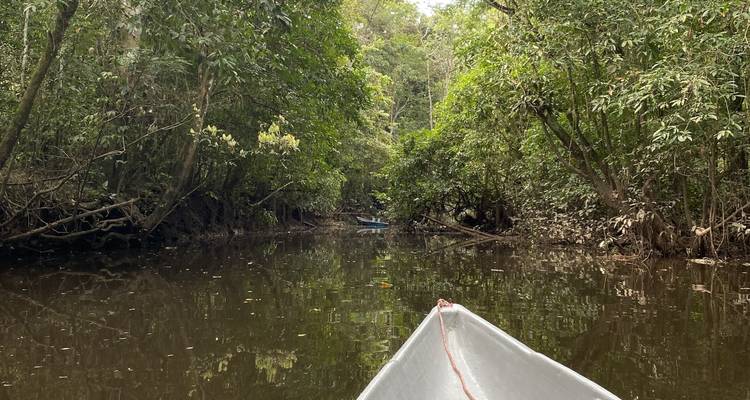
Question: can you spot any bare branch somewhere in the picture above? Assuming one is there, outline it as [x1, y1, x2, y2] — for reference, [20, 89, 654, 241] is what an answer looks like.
[250, 181, 294, 208]
[3, 198, 139, 242]
[694, 201, 750, 237]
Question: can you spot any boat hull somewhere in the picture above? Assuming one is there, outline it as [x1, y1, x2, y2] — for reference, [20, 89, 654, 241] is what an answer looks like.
[357, 304, 620, 400]
[355, 216, 389, 228]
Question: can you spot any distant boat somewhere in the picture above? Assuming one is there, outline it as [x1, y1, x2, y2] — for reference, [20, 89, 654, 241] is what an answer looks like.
[357, 303, 620, 400]
[355, 216, 389, 228]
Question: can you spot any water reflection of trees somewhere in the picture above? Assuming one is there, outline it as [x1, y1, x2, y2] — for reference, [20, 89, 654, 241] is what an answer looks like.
[0, 236, 747, 400]
[383, 243, 749, 400]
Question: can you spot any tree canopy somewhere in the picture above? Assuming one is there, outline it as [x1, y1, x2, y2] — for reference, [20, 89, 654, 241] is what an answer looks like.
[1, 0, 748, 256]
[384, 0, 750, 255]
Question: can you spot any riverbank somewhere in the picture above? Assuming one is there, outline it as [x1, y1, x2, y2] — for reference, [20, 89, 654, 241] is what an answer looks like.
[0, 201, 345, 257]
[2, 192, 748, 263]
[408, 208, 750, 261]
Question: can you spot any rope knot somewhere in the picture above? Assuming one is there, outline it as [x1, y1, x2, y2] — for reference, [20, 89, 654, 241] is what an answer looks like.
[437, 298, 453, 309]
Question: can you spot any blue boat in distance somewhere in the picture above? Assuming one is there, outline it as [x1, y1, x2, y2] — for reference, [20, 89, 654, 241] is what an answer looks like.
[356, 216, 389, 228]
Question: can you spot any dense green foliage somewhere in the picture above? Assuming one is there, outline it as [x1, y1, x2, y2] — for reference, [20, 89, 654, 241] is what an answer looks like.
[2, 0, 749, 255]
[385, 0, 750, 254]
[0, 0, 379, 246]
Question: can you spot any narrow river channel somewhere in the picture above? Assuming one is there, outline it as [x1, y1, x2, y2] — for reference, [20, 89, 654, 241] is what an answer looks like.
[1, 233, 748, 399]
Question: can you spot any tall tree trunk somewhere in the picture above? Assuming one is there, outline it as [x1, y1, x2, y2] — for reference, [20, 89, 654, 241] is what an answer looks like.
[427, 58, 434, 130]
[419, 27, 435, 130]
[705, 141, 719, 255]
[108, 0, 143, 194]
[746, 67, 750, 186]
[20, 6, 31, 87]
[0, 0, 79, 170]
[144, 62, 213, 231]
[119, 0, 142, 82]
[678, 173, 694, 229]
[728, 67, 748, 180]
[222, 162, 247, 195]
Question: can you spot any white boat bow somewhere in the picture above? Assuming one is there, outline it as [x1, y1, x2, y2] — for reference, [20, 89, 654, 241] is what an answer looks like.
[358, 303, 620, 400]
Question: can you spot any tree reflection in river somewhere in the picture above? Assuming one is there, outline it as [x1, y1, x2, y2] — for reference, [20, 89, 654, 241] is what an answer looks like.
[0, 234, 748, 399]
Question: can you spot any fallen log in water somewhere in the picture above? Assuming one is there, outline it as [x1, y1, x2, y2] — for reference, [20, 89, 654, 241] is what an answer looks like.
[421, 214, 505, 241]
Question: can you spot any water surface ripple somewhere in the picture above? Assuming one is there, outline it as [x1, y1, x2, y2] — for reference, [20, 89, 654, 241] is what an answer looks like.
[0, 234, 748, 399]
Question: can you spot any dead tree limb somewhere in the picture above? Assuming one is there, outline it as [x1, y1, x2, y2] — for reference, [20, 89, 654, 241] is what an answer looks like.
[250, 181, 294, 207]
[694, 201, 750, 237]
[3, 198, 138, 242]
[0, 150, 125, 229]
[144, 184, 202, 233]
[421, 214, 504, 240]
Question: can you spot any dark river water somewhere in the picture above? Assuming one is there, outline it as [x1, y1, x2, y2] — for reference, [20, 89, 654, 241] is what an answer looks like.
[0, 233, 748, 400]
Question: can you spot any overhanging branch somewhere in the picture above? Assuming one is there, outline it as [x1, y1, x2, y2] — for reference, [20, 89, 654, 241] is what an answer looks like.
[485, 0, 515, 16]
